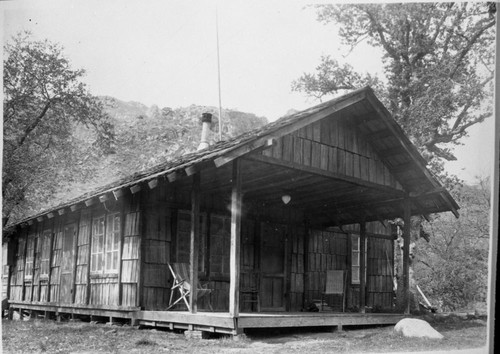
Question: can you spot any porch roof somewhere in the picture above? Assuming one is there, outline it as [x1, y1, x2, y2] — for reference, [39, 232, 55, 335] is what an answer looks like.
[8, 86, 459, 230]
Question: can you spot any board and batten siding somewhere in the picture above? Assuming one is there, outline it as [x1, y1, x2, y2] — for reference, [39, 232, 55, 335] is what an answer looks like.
[262, 114, 402, 189]
[366, 237, 394, 310]
[121, 210, 141, 307]
[305, 229, 348, 309]
[9, 227, 27, 302]
[49, 220, 64, 303]
[288, 225, 305, 311]
[74, 210, 91, 304]
[343, 222, 395, 310]
[7, 194, 145, 310]
[141, 207, 171, 310]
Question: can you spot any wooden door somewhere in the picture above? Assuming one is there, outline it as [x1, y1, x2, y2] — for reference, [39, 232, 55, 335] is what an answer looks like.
[260, 223, 286, 311]
[59, 223, 76, 304]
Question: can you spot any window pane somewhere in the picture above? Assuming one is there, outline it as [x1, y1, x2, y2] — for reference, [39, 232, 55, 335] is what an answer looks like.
[106, 231, 112, 250]
[352, 253, 360, 266]
[106, 253, 112, 271]
[114, 216, 120, 232]
[352, 266, 360, 283]
[352, 235, 359, 251]
[113, 252, 118, 270]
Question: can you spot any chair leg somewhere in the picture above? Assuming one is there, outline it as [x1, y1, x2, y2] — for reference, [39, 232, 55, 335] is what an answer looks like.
[168, 287, 175, 308]
[181, 290, 191, 311]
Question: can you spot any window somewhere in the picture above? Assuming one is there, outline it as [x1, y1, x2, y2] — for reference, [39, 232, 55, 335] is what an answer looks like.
[91, 213, 121, 274]
[90, 214, 121, 274]
[40, 230, 52, 278]
[351, 234, 367, 285]
[91, 216, 105, 273]
[17, 237, 26, 272]
[105, 214, 121, 272]
[24, 234, 36, 281]
[351, 235, 360, 284]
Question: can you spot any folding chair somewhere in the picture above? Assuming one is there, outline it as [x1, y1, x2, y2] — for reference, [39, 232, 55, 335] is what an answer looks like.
[321, 270, 346, 312]
[167, 263, 213, 311]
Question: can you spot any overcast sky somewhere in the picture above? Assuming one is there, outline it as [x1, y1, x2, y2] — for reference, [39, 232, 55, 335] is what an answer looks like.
[1, 0, 496, 184]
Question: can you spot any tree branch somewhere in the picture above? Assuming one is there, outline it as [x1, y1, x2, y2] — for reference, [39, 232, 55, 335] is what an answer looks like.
[363, 7, 400, 61]
[450, 19, 496, 78]
[17, 100, 52, 148]
[451, 75, 494, 131]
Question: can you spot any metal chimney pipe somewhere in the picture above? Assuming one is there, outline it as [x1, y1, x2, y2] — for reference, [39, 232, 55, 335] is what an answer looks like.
[197, 113, 212, 150]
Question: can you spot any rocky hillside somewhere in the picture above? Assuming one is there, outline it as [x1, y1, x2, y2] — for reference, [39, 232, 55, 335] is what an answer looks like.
[47, 96, 268, 210]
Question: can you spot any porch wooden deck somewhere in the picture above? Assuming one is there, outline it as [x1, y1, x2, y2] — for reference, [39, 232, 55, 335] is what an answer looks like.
[135, 310, 407, 334]
[9, 301, 406, 335]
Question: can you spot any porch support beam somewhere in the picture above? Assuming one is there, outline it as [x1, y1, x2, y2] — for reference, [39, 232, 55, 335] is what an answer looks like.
[403, 196, 411, 315]
[359, 221, 366, 313]
[229, 159, 242, 317]
[189, 173, 201, 314]
[245, 154, 405, 196]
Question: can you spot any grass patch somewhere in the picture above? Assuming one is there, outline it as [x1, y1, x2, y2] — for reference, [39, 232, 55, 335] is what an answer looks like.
[135, 337, 158, 346]
[2, 315, 488, 353]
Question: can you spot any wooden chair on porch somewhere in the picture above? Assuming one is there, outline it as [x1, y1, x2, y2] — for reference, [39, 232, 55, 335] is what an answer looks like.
[167, 263, 213, 311]
[321, 270, 346, 312]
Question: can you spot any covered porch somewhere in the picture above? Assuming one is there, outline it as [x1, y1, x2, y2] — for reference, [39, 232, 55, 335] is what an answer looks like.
[175, 88, 458, 336]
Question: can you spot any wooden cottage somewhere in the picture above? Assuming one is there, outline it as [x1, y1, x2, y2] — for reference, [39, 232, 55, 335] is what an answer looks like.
[2, 87, 459, 336]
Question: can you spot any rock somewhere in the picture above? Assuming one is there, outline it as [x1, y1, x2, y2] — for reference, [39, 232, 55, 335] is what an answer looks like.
[394, 318, 444, 339]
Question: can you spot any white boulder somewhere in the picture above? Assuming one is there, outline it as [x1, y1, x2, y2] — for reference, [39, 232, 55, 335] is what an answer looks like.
[394, 318, 444, 339]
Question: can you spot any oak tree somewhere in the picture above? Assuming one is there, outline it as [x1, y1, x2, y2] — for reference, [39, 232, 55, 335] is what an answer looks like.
[3, 32, 114, 226]
[293, 3, 495, 173]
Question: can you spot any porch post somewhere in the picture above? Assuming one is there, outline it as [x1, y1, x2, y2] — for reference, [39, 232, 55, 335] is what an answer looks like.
[403, 196, 411, 315]
[189, 173, 201, 313]
[359, 221, 366, 313]
[229, 159, 242, 317]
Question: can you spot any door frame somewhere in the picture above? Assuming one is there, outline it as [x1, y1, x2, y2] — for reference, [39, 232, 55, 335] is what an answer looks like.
[259, 222, 287, 312]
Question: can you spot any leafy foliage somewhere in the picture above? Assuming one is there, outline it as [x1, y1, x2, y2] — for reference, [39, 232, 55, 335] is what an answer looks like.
[293, 3, 495, 168]
[3, 32, 114, 226]
[415, 178, 490, 311]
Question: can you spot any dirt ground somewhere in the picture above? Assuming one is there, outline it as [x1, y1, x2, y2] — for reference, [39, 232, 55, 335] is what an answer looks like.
[1, 314, 488, 354]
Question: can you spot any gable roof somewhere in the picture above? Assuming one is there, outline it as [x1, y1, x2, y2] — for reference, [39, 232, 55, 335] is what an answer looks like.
[7, 86, 459, 230]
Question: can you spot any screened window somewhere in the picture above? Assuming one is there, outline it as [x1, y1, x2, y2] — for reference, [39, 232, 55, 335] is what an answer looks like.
[40, 230, 52, 278]
[105, 214, 121, 272]
[24, 234, 36, 280]
[351, 235, 367, 285]
[17, 237, 26, 272]
[91, 214, 120, 274]
[91, 216, 105, 273]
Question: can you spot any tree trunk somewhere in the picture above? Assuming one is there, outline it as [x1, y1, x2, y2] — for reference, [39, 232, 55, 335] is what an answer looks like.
[394, 216, 423, 313]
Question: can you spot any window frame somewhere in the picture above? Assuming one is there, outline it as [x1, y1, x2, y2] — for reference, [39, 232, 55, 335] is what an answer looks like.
[90, 212, 121, 275]
[39, 230, 52, 280]
[104, 213, 121, 273]
[351, 234, 367, 285]
[24, 233, 36, 281]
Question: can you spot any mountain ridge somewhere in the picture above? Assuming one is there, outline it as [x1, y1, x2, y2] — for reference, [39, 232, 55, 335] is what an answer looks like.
[19, 96, 269, 221]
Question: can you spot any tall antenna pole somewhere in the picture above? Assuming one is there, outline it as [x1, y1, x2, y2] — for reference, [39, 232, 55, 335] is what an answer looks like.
[216, 5, 223, 141]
